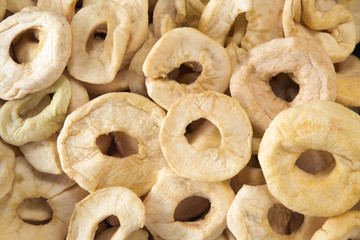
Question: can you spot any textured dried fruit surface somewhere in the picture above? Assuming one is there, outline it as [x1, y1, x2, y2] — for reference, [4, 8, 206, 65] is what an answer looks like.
[160, 91, 252, 182]
[0, 10, 71, 100]
[143, 27, 231, 110]
[67, 187, 145, 240]
[58, 92, 167, 196]
[259, 101, 360, 217]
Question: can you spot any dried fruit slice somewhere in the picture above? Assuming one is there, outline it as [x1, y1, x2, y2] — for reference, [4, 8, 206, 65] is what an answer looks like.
[67, 1, 131, 84]
[160, 91, 252, 182]
[67, 187, 145, 240]
[302, 0, 353, 30]
[282, 0, 356, 63]
[83, 0, 149, 68]
[230, 37, 336, 135]
[143, 28, 231, 110]
[0, 10, 71, 100]
[58, 92, 167, 196]
[0, 75, 71, 146]
[258, 101, 360, 217]
[0, 156, 86, 240]
[144, 168, 235, 240]
[199, 0, 252, 46]
[227, 185, 326, 239]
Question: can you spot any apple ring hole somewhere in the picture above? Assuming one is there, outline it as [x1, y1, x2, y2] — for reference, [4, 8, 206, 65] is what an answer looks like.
[269, 73, 299, 103]
[185, 118, 221, 149]
[16, 197, 53, 225]
[295, 150, 336, 175]
[174, 196, 211, 222]
[267, 203, 304, 235]
[96, 131, 139, 158]
[95, 215, 120, 238]
[168, 61, 203, 85]
[86, 24, 107, 57]
[9, 28, 41, 64]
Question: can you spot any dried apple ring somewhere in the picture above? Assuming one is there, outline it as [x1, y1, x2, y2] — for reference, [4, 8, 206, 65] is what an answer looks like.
[58, 92, 167, 196]
[199, 0, 252, 46]
[144, 168, 235, 240]
[0, 10, 71, 100]
[160, 91, 252, 182]
[82, 0, 149, 69]
[258, 101, 360, 217]
[37, 0, 77, 22]
[335, 55, 360, 107]
[67, 187, 145, 240]
[67, 1, 131, 84]
[0, 139, 15, 200]
[227, 185, 326, 239]
[0, 156, 87, 239]
[283, 0, 356, 63]
[143, 28, 231, 110]
[230, 37, 336, 135]
[302, 0, 353, 30]
[311, 211, 360, 239]
[0, 75, 71, 146]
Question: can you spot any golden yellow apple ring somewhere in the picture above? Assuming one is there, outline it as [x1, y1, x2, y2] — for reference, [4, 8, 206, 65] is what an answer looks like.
[258, 100, 360, 217]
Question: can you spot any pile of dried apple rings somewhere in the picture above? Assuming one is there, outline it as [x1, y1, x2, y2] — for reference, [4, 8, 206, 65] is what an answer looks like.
[0, 0, 359, 239]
